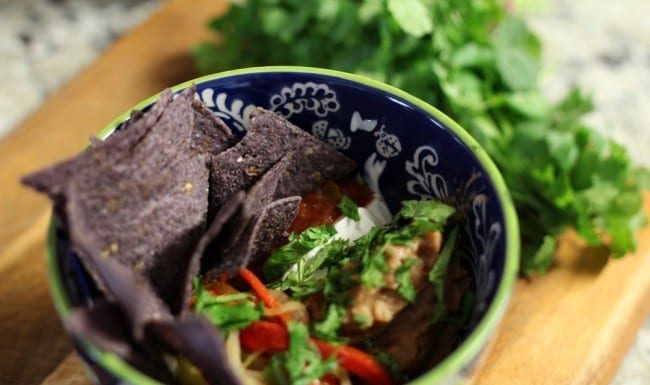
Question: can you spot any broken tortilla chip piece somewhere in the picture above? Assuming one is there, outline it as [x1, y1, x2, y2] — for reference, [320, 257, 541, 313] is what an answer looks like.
[208, 107, 355, 212]
[181, 191, 246, 314]
[149, 315, 244, 385]
[249, 108, 356, 198]
[207, 196, 301, 277]
[23, 86, 237, 313]
[213, 154, 294, 259]
[67, 300, 175, 384]
[21, 89, 174, 220]
[65, 154, 210, 313]
[74, 248, 172, 341]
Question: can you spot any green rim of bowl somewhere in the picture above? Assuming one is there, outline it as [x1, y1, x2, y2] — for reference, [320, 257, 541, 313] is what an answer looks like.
[46, 66, 520, 385]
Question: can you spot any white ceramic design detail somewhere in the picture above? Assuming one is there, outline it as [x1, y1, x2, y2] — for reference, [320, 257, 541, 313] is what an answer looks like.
[312, 120, 351, 150]
[200, 88, 255, 132]
[405, 145, 449, 200]
[269, 82, 340, 118]
[364, 153, 393, 221]
[467, 194, 501, 315]
[350, 111, 378, 132]
[374, 126, 402, 158]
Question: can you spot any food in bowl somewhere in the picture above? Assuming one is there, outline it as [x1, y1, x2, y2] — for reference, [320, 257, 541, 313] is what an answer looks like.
[24, 85, 474, 385]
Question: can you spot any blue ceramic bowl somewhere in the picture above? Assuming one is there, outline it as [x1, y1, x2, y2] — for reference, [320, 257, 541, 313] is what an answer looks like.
[47, 67, 519, 385]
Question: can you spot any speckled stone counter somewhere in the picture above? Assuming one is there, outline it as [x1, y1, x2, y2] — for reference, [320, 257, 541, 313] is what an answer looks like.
[0, 0, 648, 383]
[0, 0, 162, 137]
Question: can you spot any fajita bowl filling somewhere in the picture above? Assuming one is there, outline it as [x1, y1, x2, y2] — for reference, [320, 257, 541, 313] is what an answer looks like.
[23, 86, 473, 385]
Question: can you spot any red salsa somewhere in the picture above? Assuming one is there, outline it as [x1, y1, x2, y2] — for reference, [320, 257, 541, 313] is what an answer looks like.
[287, 178, 374, 234]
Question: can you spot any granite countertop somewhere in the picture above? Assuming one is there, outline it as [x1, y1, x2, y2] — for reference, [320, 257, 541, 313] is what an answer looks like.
[0, 0, 648, 383]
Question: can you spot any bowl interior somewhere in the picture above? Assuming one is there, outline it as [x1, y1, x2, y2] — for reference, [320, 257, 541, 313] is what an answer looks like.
[50, 67, 518, 384]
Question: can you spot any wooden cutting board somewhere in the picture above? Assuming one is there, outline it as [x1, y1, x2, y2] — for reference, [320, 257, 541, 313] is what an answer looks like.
[0, 0, 648, 384]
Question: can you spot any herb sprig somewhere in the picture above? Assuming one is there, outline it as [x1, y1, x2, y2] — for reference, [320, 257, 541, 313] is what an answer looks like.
[192, 277, 262, 332]
[195, 0, 648, 274]
[338, 195, 361, 222]
[265, 322, 338, 385]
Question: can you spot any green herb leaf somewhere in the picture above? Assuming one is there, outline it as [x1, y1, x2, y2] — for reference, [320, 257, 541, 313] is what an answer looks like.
[279, 238, 348, 298]
[428, 226, 459, 321]
[264, 225, 337, 282]
[312, 304, 346, 342]
[193, 277, 262, 332]
[398, 200, 456, 224]
[395, 257, 420, 302]
[387, 0, 432, 38]
[265, 322, 337, 385]
[338, 195, 361, 222]
[360, 249, 388, 288]
[354, 313, 372, 328]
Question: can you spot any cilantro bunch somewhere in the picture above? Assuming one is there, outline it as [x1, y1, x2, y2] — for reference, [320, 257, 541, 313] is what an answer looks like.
[194, 0, 648, 274]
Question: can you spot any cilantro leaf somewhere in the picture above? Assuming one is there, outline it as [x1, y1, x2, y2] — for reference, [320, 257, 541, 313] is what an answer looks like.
[338, 195, 361, 222]
[387, 0, 432, 38]
[428, 226, 459, 321]
[264, 225, 337, 282]
[360, 249, 388, 288]
[395, 258, 420, 302]
[312, 304, 346, 342]
[354, 313, 372, 328]
[193, 277, 262, 332]
[279, 238, 348, 298]
[398, 200, 456, 225]
[265, 322, 337, 385]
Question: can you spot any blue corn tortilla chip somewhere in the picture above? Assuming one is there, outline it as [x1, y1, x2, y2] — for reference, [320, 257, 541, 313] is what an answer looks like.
[207, 196, 301, 277]
[180, 190, 246, 314]
[149, 315, 244, 385]
[247, 196, 302, 262]
[23, 86, 236, 313]
[201, 155, 294, 274]
[66, 300, 174, 384]
[250, 108, 356, 198]
[208, 108, 355, 212]
[21, 89, 173, 222]
[218, 155, 293, 253]
[66, 154, 210, 314]
[70, 241, 173, 340]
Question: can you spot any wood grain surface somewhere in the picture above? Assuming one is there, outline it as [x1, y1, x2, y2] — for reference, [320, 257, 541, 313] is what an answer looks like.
[0, 1, 648, 384]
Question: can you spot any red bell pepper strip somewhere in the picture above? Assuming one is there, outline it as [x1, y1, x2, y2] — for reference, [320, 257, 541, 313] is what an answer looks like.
[239, 320, 394, 385]
[239, 268, 289, 323]
[239, 320, 288, 352]
[313, 340, 393, 385]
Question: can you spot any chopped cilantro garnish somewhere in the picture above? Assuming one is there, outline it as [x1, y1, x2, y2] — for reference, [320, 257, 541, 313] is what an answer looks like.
[395, 258, 420, 302]
[192, 277, 262, 332]
[428, 226, 459, 322]
[278, 238, 348, 298]
[338, 195, 361, 222]
[265, 322, 337, 385]
[398, 200, 455, 223]
[353, 313, 372, 328]
[263, 225, 337, 282]
[312, 304, 346, 342]
[360, 249, 389, 288]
